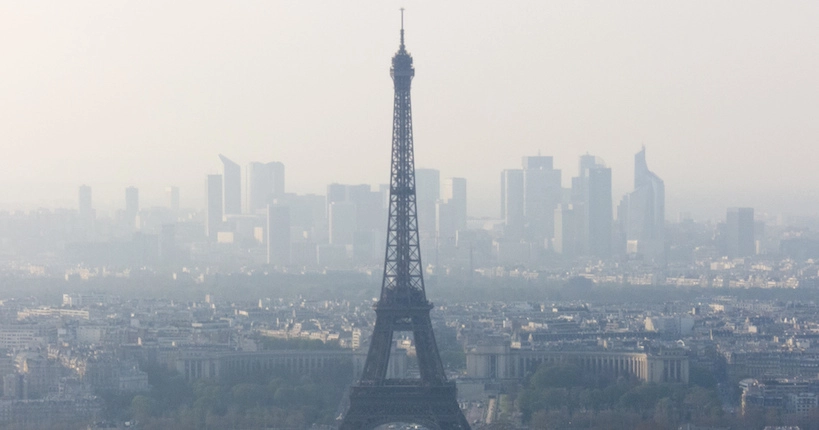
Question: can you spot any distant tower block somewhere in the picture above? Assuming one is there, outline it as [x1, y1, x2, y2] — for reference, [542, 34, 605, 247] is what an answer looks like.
[125, 186, 139, 228]
[219, 154, 241, 216]
[247, 161, 284, 213]
[166, 186, 180, 213]
[205, 174, 223, 238]
[726, 207, 755, 258]
[267, 204, 291, 266]
[78, 185, 93, 219]
[618, 147, 665, 261]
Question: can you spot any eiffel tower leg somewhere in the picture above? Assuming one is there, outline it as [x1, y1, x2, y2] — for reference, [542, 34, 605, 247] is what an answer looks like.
[412, 313, 446, 383]
[440, 406, 472, 430]
[360, 313, 395, 381]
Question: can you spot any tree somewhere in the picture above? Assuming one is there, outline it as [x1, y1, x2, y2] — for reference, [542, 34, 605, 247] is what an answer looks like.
[530, 363, 582, 389]
[130, 395, 157, 422]
[231, 383, 267, 409]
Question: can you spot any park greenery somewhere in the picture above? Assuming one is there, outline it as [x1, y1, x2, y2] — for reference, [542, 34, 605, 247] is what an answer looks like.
[16, 269, 819, 307]
[517, 362, 728, 429]
[516, 362, 819, 430]
[100, 338, 353, 430]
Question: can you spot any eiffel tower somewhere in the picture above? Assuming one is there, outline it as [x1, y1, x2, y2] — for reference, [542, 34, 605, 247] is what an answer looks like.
[338, 12, 471, 430]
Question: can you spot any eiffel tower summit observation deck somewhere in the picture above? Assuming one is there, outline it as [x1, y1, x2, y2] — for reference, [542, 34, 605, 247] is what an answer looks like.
[338, 10, 471, 430]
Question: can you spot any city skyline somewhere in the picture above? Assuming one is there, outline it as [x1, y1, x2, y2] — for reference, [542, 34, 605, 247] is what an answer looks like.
[3, 146, 795, 225]
[2, 2, 818, 220]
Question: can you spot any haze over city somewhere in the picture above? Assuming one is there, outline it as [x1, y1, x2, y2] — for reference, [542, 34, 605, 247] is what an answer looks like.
[5, 2, 819, 430]
[3, 1, 818, 219]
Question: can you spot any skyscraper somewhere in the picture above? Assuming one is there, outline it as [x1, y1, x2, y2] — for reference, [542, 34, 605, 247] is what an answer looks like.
[442, 177, 467, 231]
[436, 177, 467, 255]
[329, 201, 356, 246]
[522, 156, 562, 249]
[158, 223, 177, 264]
[567, 155, 612, 258]
[205, 174, 223, 238]
[247, 161, 285, 213]
[726, 207, 755, 258]
[415, 168, 440, 238]
[267, 204, 291, 266]
[166, 186, 180, 214]
[323, 183, 386, 261]
[219, 154, 241, 216]
[77, 185, 95, 239]
[553, 203, 579, 255]
[354, 185, 387, 234]
[125, 186, 139, 228]
[500, 169, 524, 238]
[414, 169, 440, 269]
[619, 147, 665, 261]
[326, 183, 348, 217]
[587, 166, 612, 257]
[78, 185, 93, 220]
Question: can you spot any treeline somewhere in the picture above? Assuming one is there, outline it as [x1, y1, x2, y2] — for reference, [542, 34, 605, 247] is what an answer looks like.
[30, 271, 819, 307]
[12, 267, 819, 307]
[101, 357, 353, 430]
[516, 362, 819, 430]
[517, 363, 724, 430]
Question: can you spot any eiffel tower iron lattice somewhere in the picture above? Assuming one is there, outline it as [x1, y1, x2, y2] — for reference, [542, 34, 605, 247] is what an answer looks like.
[338, 12, 470, 430]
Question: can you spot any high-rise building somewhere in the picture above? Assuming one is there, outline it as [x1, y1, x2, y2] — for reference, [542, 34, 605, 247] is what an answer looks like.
[219, 154, 241, 216]
[435, 200, 454, 246]
[415, 168, 440, 237]
[274, 193, 325, 234]
[442, 177, 467, 231]
[379, 183, 390, 207]
[435, 177, 467, 257]
[326, 183, 348, 217]
[350, 185, 385, 232]
[500, 169, 524, 239]
[522, 156, 562, 249]
[78, 185, 93, 220]
[325, 184, 383, 228]
[267, 204, 291, 266]
[158, 223, 177, 264]
[77, 185, 95, 239]
[205, 174, 223, 238]
[247, 161, 285, 213]
[414, 169, 440, 269]
[125, 186, 139, 228]
[166, 186, 180, 214]
[726, 207, 755, 258]
[618, 147, 665, 261]
[125, 186, 139, 215]
[553, 204, 579, 256]
[329, 201, 356, 246]
[567, 155, 612, 258]
[587, 167, 612, 257]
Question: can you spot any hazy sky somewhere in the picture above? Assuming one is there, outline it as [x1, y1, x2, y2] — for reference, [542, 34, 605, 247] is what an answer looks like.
[2, 1, 818, 220]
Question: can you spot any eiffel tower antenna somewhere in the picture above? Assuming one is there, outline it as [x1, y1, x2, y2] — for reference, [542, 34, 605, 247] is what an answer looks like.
[400, 8, 406, 51]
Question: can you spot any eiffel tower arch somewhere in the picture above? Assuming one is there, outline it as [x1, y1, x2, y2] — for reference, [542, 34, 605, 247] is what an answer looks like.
[338, 12, 470, 430]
